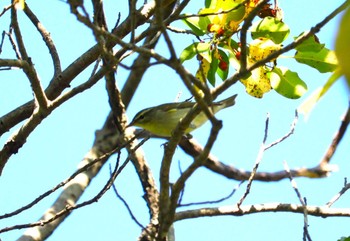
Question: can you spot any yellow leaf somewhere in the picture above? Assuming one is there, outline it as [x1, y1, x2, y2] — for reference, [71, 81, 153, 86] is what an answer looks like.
[241, 66, 271, 98]
[195, 56, 211, 97]
[335, 6, 350, 87]
[249, 38, 281, 62]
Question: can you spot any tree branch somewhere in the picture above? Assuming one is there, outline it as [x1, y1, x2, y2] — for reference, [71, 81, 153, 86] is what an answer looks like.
[23, 3, 61, 76]
[175, 203, 350, 221]
[319, 103, 350, 166]
[284, 161, 312, 241]
[179, 137, 334, 181]
[326, 179, 350, 207]
[237, 113, 269, 207]
[0, 0, 159, 137]
[11, 5, 48, 108]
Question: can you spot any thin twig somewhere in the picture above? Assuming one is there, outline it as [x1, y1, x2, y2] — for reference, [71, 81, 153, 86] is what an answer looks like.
[326, 178, 350, 207]
[0, 4, 11, 18]
[11, 5, 49, 108]
[166, 25, 196, 36]
[0, 31, 5, 54]
[319, 103, 350, 166]
[4, 28, 22, 60]
[240, 0, 269, 73]
[0, 156, 99, 220]
[110, 164, 145, 230]
[284, 161, 312, 241]
[0, 132, 142, 220]
[0, 0, 158, 138]
[0, 161, 120, 234]
[178, 181, 244, 207]
[265, 110, 298, 150]
[50, 66, 106, 107]
[0, 64, 108, 174]
[23, 3, 62, 76]
[237, 113, 269, 207]
[177, 160, 185, 205]
[0, 134, 148, 234]
[129, 0, 136, 43]
[175, 203, 350, 221]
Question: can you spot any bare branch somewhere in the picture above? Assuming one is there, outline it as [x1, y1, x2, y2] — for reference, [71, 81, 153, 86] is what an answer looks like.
[0, 1, 348, 240]
[284, 161, 312, 241]
[0, 4, 11, 18]
[11, 6, 49, 108]
[0, 0, 166, 175]
[110, 164, 146, 230]
[237, 113, 269, 207]
[0, 0, 159, 137]
[319, 104, 350, 166]
[175, 203, 350, 221]
[326, 178, 350, 208]
[92, 0, 107, 29]
[158, 109, 224, 238]
[179, 137, 334, 181]
[128, 0, 137, 43]
[0, 58, 26, 68]
[0, 149, 107, 220]
[0, 63, 109, 174]
[265, 110, 298, 150]
[240, 0, 269, 73]
[166, 25, 196, 36]
[178, 181, 244, 207]
[12, 128, 145, 239]
[0, 109, 50, 174]
[2, 29, 21, 59]
[10, 153, 123, 238]
[23, 3, 62, 76]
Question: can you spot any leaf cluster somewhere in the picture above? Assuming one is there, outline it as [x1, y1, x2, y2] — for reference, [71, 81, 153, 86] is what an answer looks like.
[180, 0, 338, 99]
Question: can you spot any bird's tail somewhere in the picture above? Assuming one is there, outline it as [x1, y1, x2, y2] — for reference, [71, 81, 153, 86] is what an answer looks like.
[218, 94, 238, 108]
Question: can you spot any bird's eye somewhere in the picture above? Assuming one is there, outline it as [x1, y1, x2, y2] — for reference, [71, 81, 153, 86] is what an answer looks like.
[138, 114, 145, 120]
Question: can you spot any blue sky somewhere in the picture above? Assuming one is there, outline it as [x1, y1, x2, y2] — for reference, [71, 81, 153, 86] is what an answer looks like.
[0, 0, 349, 240]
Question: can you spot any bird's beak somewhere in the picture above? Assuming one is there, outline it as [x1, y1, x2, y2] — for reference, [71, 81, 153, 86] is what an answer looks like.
[125, 120, 134, 129]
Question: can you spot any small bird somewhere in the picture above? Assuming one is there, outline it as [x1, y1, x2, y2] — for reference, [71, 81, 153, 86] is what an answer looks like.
[128, 94, 237, 137]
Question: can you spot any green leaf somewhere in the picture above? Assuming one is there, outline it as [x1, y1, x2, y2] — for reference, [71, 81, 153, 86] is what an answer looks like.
[207, 51, 218, 86]
[217, 49, 229, 80]
[205, 0, 212, 8]
[226, 4, 246, 22]
[180, 42, 210, 63]
[294, 47, 338, 73]
[221, 44, 240, 70]
[270, 67, 307, 99]
[294, 33, 324, 52]
[208, 0, 217, 9]
[251, 17, 290, 44]
[338, 237, 350, 241]
[182, 15, 210, 36]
